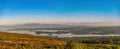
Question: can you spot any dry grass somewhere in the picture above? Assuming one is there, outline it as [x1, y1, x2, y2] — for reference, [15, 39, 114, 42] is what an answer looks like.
[0, 32, 66, 49]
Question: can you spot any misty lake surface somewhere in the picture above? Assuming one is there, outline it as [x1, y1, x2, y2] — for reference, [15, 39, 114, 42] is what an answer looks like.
[3, 30, 120, 38]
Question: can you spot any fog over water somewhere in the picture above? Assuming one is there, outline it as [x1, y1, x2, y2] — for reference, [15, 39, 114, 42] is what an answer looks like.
[2, 30, 120, 38]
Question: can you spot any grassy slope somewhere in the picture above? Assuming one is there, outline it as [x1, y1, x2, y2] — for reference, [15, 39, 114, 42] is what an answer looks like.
[0, 32, 66, 49]
[0, 32, 120, 49]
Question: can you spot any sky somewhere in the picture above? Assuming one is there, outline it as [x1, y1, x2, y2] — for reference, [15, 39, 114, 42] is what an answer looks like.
[0, 0, 120, 26]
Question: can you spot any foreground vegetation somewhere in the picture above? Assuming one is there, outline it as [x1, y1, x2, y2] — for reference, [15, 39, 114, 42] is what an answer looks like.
[0, 32, 66, 49]
[0, 32, 120, 49]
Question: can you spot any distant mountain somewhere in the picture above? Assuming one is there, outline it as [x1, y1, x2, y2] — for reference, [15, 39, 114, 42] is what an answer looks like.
[0, 23, 86, 31]
[13, 23, 77, 28]
[0, 22, 119, 31]
[0, 26, 15, 31]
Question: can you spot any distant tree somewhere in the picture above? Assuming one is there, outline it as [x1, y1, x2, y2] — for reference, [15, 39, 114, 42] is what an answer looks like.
[65, 40, 81, 49]
[104, 45, 112, 49]
[111, 45, 120, 49]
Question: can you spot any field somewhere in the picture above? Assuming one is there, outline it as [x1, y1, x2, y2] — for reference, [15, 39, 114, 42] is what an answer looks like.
[0, 32, 120, 49]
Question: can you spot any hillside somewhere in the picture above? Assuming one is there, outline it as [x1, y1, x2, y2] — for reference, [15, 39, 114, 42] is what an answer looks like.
[0, 32, 120, 49]
[0, 32, 66, 49]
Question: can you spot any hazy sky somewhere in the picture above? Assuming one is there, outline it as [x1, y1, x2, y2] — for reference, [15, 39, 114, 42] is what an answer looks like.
[0, 0, 120, 25]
